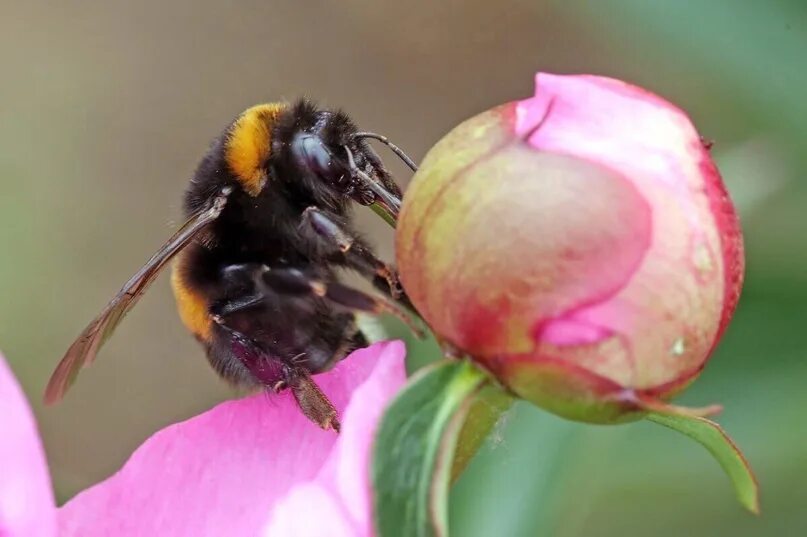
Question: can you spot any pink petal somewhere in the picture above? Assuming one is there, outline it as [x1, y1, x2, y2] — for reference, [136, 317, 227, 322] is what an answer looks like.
[513, 73, 740, 389]
[539, 317, 612, 347]
[58, 341, 406, 537]
[263, 484, 356, 537]
[0, 352, 57, 537]
[264, 340, 406, 536]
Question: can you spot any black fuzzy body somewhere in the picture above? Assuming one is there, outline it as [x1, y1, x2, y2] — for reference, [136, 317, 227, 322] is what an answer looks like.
[173, 100, 395, 388]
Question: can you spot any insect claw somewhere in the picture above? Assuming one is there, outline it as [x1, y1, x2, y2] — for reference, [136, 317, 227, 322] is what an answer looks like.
[272, 380, 287, 393]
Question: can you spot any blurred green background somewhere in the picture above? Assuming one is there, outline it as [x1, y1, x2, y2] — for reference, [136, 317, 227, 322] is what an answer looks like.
[1, 1, 805, 535]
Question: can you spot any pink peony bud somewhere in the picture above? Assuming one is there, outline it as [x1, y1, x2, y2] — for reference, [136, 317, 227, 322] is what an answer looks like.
[396, 73, 744, 423]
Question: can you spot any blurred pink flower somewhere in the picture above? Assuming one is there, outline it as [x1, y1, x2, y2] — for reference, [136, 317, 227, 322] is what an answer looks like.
[0, 352, 57, 537]
[0, 341, 406, 537]
[397, 72, 744, 423]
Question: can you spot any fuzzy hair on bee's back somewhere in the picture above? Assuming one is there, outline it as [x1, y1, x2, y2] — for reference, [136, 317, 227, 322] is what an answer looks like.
[271, 98, 359, 150]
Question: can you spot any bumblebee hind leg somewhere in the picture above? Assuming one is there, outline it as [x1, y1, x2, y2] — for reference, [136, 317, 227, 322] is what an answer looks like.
[212, 316, 341, 432]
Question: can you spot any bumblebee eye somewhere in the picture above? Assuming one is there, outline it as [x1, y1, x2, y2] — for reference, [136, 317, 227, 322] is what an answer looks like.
[292, 134, 330, 173]
[291, 133, 347, 185]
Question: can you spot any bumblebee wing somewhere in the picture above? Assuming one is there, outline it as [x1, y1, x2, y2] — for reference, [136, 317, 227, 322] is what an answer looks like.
[44, 187, 232, 404]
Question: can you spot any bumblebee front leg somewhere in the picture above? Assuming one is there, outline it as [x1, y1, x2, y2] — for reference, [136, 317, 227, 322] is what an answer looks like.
[300, 206, 403, 299]
[262, 267, 424, 338]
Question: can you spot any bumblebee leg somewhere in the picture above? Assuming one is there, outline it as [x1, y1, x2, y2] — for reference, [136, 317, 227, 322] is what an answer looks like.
[211, 321, 285, 385]
[209, 295, 264, 321]
[212, 320, 340, 432]
[285, 366, 341, 433]
[301, 206, 403, 298]
[262, 267, 424, 338]
[208, 263, 270, 320]
[210, 262, 362, 363]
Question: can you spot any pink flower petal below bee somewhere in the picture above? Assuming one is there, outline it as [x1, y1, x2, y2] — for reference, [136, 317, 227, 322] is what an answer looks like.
[0, 341, 406, 537]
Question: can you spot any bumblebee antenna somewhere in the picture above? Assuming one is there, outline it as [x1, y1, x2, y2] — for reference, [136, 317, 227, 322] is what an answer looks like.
[352, 132, 418, 172]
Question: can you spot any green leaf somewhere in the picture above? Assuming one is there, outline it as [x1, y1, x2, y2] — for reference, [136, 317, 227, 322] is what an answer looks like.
[373, 360, 488, 537]
[451, 384, 514, 482]
[647, 413, 760, 514]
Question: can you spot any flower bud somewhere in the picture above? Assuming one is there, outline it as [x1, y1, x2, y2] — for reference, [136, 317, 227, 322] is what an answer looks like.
[396, 73, 744, 423]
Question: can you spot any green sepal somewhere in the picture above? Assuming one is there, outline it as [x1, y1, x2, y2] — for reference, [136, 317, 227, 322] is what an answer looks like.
[450, 384, 514, 482]
[373, 360, 489, 537]
[647, 412, 760, 514]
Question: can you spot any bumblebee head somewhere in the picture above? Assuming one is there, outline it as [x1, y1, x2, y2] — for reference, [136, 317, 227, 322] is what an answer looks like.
[220, 100, 405, 218]
[270, 100, 404, 215]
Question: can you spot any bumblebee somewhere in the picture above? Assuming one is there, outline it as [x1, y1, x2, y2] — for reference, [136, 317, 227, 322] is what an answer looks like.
[45, 100, 420, 432]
